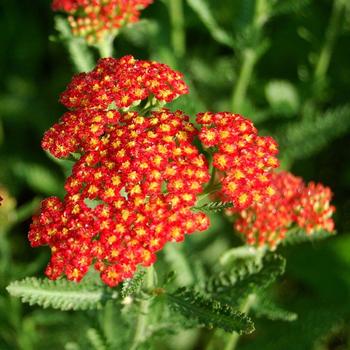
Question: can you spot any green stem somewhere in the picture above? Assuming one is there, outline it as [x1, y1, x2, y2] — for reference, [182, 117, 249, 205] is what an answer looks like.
[230, 0, 267, 112]
[196, 182, 222, 204]
[223, 295, 256, 350]
[55, 17, 94, 72]
[168, 0, 186, 58]
[0, 229, 10, 277]
[97, 35, 115, 58]
[130, 266, 155, 350]
[10, 198, 41, 224]
[314, 0, 345, 81]
[231, 49, 257, 112]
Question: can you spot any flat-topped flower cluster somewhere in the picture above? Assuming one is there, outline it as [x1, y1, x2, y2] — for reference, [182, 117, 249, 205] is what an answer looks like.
[233, 171, 335, 248]
[29, 56, 335, 286]
[52, 0, 153, 43]
[198, 112, 279, 210]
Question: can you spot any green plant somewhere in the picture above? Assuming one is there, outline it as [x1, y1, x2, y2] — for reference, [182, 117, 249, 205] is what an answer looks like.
[2, 1, 349, 349]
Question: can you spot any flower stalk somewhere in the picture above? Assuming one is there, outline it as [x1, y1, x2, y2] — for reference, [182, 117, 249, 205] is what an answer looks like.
[314, 0, 346, 81]
[130, 265, 155, 350]
[167, 0, 186, 58]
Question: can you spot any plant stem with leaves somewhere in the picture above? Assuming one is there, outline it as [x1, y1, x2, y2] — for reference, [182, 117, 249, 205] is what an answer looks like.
[130, 266, 155, 350]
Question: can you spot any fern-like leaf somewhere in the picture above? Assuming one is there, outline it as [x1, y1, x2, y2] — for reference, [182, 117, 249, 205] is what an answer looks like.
[282, 228, 334, 246]
[207, 254, 285, 307]
[121, 269, 145, 298]
[86, 328, 109, 350]
[271, 0, 311, 16]
[6, 277, 118, 311]
[167, 287, 254, 334]
[252, 296, 297, 322]
[279, 105, 350, 161]
[193, 201, 234, 213]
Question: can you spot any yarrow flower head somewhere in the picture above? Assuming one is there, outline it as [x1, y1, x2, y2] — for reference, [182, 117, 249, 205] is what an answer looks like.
[30, 109, 210, 286]
[197, 112, 279, 210]
[233, 171, 335, 249]
[42, 56, 189, 158]
[52, 0, 153, 43]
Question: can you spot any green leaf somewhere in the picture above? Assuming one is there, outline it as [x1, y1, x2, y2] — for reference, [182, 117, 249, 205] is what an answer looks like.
[13, 162, 63, 196]
[219, 246, 266, 268]
[265, 80, 300, 116]
[186, 0, 234, 48]
[121, 269, 145, 298]
[282, 228, 334, 246]
[207, 254, 285, 307]
[167, 287, 254, 334]
[193, 201, 234, 213]
[12, 197, 41, 224]
[252, 297, 297, 322]
[279, 104, 350, 161]
[163, 244, 195, 286]
[6, 277, 118, 311]
[86, 328, 108, 350]
[271, 0, 311, 16]
[65, 343, 81, 350]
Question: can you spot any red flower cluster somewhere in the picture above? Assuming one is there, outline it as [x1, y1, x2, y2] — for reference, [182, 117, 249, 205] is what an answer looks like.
[197, 112, 279, 210]
[60, 56, 188, 110]
[30, 110, 210, 286]
[42, 56, 188, 158]
[42, 109, 120, 158]
[234, 171, 335, 248]
[52, 0, 153, 43]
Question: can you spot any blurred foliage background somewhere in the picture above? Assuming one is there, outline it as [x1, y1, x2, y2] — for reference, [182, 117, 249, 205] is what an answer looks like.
[1, 0, 350, 349]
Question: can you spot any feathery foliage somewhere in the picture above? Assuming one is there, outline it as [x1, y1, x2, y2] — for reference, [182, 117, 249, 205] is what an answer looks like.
[193, 201, 234, 213]
[206, 254, 285, 306]
[121, 270, 146, 298]
[167, 287, 255, 334]
[6, 277, 118, 311]
[279, 105, 350, 161]
[252, 297, 297, 322]
[282, 228, 334, 246]
[270, 0, 311, 16]
[86, 328, 109, 350]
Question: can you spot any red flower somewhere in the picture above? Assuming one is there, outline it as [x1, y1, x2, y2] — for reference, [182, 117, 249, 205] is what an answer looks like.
[197, 112, 279, 210]
[42, 56, 188, 158]
[52, 0, 153, 43]
[30, 110, 210, 286]
[60, 56, 188, 110]
[233, 171, 335, 249]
